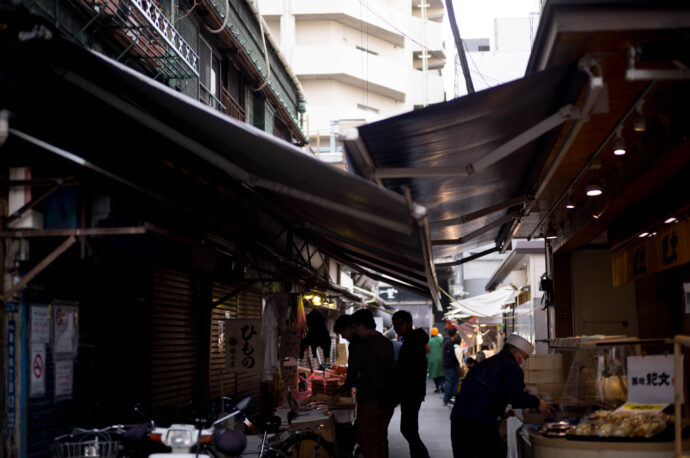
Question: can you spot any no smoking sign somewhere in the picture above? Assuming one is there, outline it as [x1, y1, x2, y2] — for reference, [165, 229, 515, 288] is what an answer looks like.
[30, 344, 46, 396]
[33, 353, 44, 378]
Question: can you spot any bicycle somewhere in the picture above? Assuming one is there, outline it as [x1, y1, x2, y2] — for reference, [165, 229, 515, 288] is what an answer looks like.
[213, 397, 336, 458]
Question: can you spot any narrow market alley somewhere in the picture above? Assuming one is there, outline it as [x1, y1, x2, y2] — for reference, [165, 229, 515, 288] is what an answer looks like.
[388, 380, 454, 458]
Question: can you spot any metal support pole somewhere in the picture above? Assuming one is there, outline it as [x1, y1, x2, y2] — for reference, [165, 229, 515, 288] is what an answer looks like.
[445, 0, 474, 95]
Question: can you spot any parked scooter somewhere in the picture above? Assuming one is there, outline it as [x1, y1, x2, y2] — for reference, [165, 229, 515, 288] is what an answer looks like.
[126, 397, 253, 458]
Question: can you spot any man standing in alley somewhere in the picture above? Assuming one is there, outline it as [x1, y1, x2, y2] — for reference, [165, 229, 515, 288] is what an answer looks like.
[442, 327, 460, 407]
[335, 309, 394, 458]
[450, 334, 553, 458]
[392, 310, 430, 458]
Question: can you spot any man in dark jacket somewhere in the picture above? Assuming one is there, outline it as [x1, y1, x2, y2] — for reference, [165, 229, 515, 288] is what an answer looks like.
[392, 310, 430, 458]
[450, 334, 553, 458]
[442, 327, 460, 406]
[336, 309, 394, 458]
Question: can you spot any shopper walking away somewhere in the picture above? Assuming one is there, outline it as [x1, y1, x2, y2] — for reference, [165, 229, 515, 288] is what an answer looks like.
[450, 334, 554, 458]
[335, 309, 394, 458]
[427, 327, 444, 393]
[392, 310, 430, 458]
[442, 328, 461, 407]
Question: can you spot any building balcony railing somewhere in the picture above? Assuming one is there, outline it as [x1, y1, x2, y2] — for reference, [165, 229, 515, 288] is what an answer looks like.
[200, 83, 226, 112]
[221, 88, 246, 122]
[87, 0, 199, 79]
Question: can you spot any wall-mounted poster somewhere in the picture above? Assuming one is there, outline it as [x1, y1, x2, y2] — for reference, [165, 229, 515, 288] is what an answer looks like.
[54, 302, 78, 354]
[31, 305, 50, 344]
[55, 359, 74, 399]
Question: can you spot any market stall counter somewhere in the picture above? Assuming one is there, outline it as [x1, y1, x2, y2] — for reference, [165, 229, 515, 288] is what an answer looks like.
[515, 337, 689, 458]
[528, 430, 690, 458]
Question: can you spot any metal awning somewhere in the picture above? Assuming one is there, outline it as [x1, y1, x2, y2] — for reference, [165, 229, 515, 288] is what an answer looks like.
[0, 9, 440, 305]
[344, 62, 591, 262]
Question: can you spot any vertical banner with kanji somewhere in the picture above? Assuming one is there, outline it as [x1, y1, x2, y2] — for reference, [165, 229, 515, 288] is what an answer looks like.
[225, 319, 264, 374]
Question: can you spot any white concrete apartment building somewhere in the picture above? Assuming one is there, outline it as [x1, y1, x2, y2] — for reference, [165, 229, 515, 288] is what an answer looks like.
[451, 14, 539, 98]
[262, 0, 447, 164]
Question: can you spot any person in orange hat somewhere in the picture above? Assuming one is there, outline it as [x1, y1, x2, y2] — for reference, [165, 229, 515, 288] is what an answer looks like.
[427, 327, 444, 393]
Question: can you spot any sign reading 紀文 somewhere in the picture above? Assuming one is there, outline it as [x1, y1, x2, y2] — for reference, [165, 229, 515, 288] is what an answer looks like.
[627, 355, 683, 404]
[225, 319, 264, 375]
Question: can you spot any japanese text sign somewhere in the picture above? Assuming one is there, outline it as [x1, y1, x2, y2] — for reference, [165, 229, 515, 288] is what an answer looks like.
[225, 319, 264, 374]
[31, 305, 51, 344]
[627, 355, 683, 404]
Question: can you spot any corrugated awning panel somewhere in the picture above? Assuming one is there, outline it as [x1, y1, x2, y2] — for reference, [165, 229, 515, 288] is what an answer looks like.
[0, 8, 438, 301]
[346, 63, 587, 259]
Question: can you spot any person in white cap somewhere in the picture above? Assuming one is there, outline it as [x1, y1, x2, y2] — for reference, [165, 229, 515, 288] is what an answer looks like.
[449, 333, 553, 458]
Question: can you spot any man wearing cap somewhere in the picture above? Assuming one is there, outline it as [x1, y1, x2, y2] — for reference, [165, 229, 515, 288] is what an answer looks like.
[450, 334, 553, 458]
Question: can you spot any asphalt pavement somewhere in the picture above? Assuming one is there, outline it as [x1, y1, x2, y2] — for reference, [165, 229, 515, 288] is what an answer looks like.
[388, 379, 454, 458]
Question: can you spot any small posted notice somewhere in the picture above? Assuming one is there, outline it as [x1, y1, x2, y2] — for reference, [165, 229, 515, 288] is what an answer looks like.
[55, 359, 74, 399]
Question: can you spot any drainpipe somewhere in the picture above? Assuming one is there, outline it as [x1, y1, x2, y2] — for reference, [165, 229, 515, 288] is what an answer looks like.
[245, 0, 305, 104]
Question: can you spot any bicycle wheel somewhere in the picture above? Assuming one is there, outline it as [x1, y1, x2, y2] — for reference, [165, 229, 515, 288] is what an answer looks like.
[280, 432, 335, 458]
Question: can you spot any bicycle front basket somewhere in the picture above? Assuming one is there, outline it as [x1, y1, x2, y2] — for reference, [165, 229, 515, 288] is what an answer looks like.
[50, 439, 120, 458]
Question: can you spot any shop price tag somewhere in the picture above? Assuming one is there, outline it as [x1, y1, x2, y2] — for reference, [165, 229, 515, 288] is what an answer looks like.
[627, 355, 682, 404]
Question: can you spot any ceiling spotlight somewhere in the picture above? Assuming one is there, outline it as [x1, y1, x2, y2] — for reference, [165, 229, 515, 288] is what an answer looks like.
[613, 127, 626, 156]
[613, 137, 626, 156]
[633, 116, 646, 133]
[546, 235, 557, 240]
[566, 203, 575, 209]
[665, 217, 678, 224]
[633, 102, 646, 132]
[586, 179, 603, 197]
[638, 232, 650, 238]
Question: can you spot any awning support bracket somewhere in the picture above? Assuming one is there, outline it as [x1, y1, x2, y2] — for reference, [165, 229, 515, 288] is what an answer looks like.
[402, 187, 442, 311]
[432, 214, 516, 246]
[4, 183, 60, 227]
[434, 246, 500, 268]
[3, 235, 77, 302]
[430, 194, 531, 228]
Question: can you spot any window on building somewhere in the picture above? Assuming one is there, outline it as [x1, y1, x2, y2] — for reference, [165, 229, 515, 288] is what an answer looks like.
[478, 45, 490, 52]
[199, 37, 221, 109]
[357, 103, 379, 114]
[356, 45, 379, 56]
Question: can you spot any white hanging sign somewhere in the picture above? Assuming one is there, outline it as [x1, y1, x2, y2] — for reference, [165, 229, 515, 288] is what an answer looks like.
[31, 305, 51, 343]
[627, 354, 683, 404]
[225, 319, 264, 374]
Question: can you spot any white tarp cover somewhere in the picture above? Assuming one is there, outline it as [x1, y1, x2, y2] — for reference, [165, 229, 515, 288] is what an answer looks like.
[445, 286, 516, 318]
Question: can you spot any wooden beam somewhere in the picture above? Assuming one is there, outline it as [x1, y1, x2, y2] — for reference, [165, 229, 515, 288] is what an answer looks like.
[3, 236, 77, 302]
[0, 227, 148, 238]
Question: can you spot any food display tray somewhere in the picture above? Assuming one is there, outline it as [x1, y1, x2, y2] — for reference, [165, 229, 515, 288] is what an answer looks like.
[565, 426, 675, 442]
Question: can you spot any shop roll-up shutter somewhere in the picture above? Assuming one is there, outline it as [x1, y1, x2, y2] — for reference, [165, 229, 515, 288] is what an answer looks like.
[151, 266, 201, 407]
[209, 284, 262, 407]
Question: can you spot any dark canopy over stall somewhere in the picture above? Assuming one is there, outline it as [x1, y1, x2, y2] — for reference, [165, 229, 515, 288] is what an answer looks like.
[344, 60, 592, 263]
[0, 7, 440, 303]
